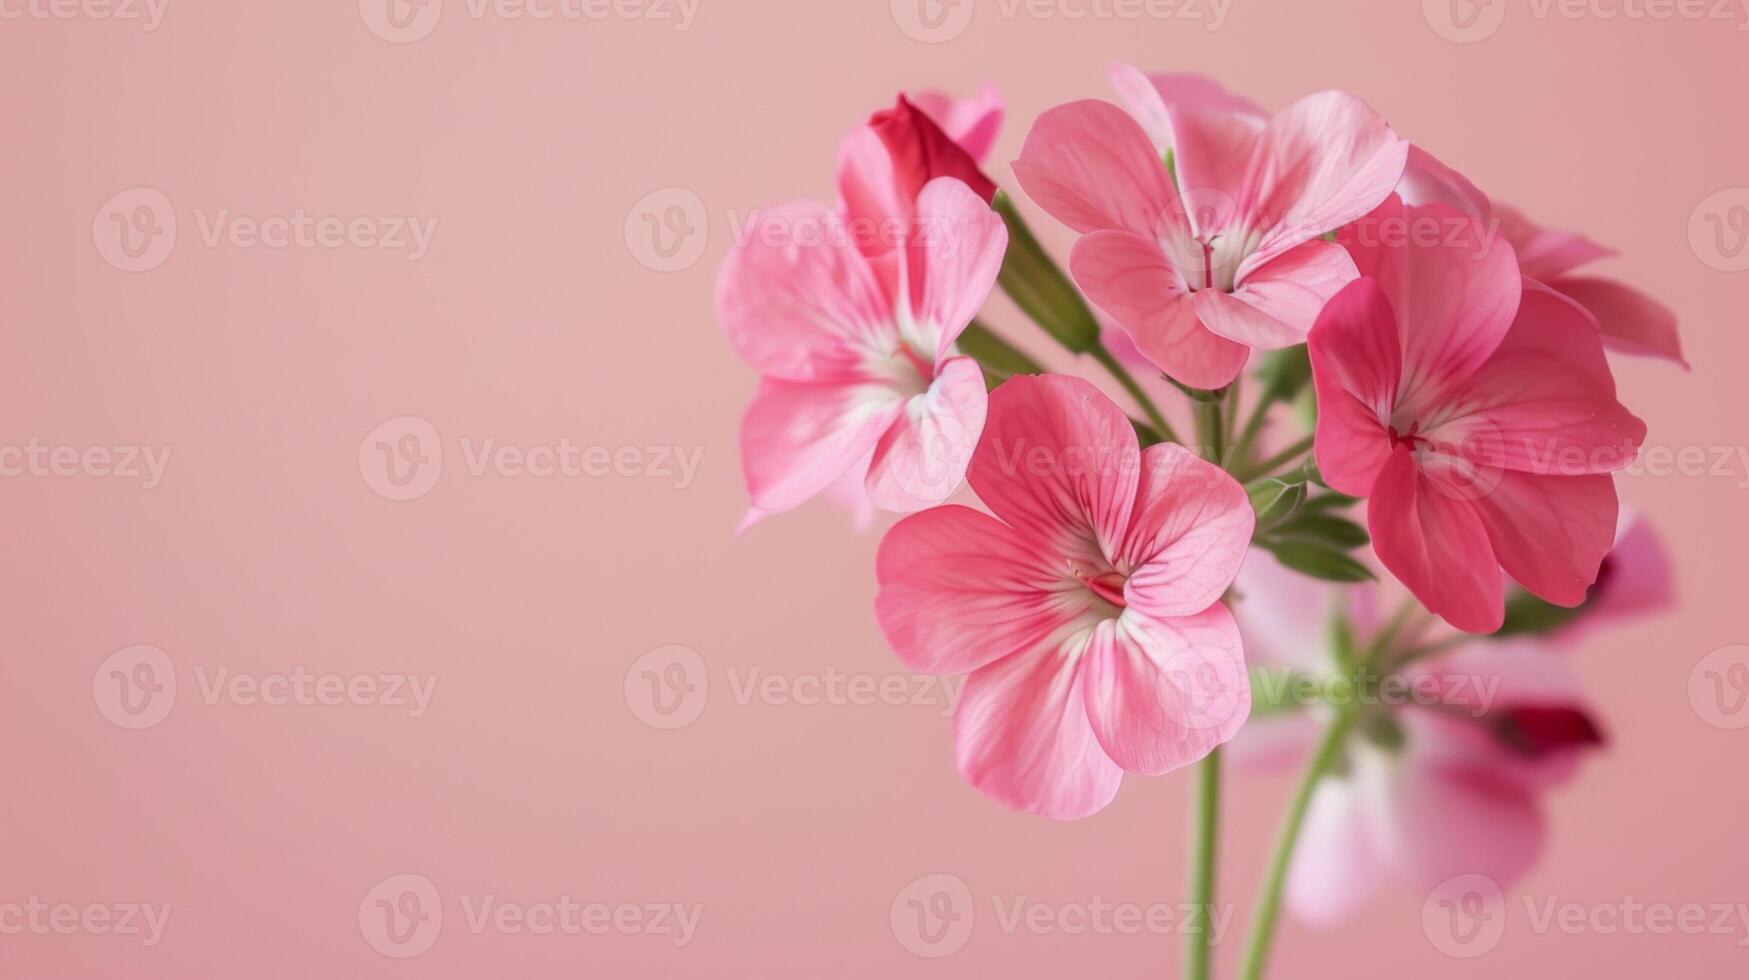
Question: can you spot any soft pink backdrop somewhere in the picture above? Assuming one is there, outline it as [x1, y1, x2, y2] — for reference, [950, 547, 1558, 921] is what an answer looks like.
[4, 1, 1747, 976]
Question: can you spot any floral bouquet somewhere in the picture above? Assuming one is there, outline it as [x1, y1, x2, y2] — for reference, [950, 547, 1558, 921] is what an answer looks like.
[716, 67, 1679, 977]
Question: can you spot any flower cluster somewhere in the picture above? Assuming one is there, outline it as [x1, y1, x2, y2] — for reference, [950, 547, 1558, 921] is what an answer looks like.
[718, 67, 1677, 967]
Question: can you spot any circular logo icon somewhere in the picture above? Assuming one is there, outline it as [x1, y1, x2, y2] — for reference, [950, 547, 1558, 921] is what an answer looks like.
[890, 0, 974, 43]
[1422, 873, 1505, 958]
[625, 645, 709, 730]
[93, 187, 176, 273]
[1689, 645, 1749, 730]
[1688, 188, 1749, 273]
[624, 188, 708, 272]
[890, 872, 973, 958]
[1422, 0, 1505, 43]
[359, 416, 442, 501]
[359, 873, 442, 958]
[93, 644, 177, 730]
[359, 0, 442, 43]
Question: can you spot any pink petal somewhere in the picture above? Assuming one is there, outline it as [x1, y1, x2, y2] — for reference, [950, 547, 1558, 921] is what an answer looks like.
[1286, 765, 1393, 926]
[719, 200, 895, 382]
[739, 378, 905, 515]
[1159, 100, 1264, 237]
[971, 374, 1140, 564]
[836, 125, 909, 267]
[1071, 229, 1247, 388]
[1200, 239, 1358, 350]
[1012, 99, 1186, 239]
[1391, 715, 1547, 889]
[1119, 443, 1255, 618]
[1342, 199, 1521, 404]
[1548, 275, 1687, 367]
[1575, 512, 1675, 630]
[1233, 550, 1347, 672]
[1107, 63, 1265, 154]
[1471, 470, 1619, 609]
[1243, 91, 1409, 272]
[909, 84, 1004, 164]
[876, 504, 1093, 676]
[1368, 446, 1505, 633]
[1435, 282, 1645, 476]
[1080, 605, 1251, 775]
[907, 177, 1008, 362]
[954, 639, 1124, 819]
[865, 356, 988, 512]
[1308, 278, 1402, 497]
[869, 95, 997, 206]
[1397, 144, 1491, 219]
[1495, 204, 1615, 282]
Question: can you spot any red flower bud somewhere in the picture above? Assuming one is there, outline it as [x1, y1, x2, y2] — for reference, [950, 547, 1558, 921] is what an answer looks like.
[868, 94, 998, 206]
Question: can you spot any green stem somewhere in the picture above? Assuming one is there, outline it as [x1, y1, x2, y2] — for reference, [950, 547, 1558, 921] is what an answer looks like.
[1185, 747, 1223, 980]
[1239, 434, 1314, 482]
[1088, 345, 1178, 445]
[1192, 392, 1227, 466]
[1238, 711, 1355, 980]
[958, 319, 1044, 387]
[990, 192, 1102, 354]
[1230, 394, 1274, 473]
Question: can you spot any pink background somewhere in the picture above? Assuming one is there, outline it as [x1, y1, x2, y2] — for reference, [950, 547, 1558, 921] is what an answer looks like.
[5, 0, 1748, 976]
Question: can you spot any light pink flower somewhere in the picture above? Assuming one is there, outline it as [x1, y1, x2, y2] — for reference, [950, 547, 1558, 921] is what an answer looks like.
[1012, 67, 1407, 389]
[1400, 149, 1685, 366]
[875, 374, 1254, 819]
[719, 169, 1007, 518]
[1231, 553, 1607, 925]
[1309, 196, 1646, 633]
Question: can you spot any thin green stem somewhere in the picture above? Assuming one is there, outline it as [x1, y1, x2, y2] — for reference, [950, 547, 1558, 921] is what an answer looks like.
[1088, 345, 1179, 444]
[1230, 395, 1274, 474]
[1192, 392, 1227, 466]
[1185, 747, 1223, 980]
[1239, 434, 1314, 482]
[1238, 711, 1355, 980]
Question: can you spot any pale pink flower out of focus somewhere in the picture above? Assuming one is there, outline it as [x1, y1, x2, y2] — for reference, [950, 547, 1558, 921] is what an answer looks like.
[875, 374, 1255, 819]
[721, 98, 1009, 522]
[1400, 148, 1685, 366]
[1309, 196, 1647, 633]
[1011, 65, 1407, 389]
[1231, 551, 1609, 925]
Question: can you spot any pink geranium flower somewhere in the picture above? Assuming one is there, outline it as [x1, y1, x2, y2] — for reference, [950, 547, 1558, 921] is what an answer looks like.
[1400, 149, 1685, 366]
[719, 165, 1007, 518]
[1231, 552, 1608, 925]
[909, 84, 1005, 166]
[1309, 196, 1647, 632]
[1012, 66, 1407, 389]
[875, 374, 1254, 819]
